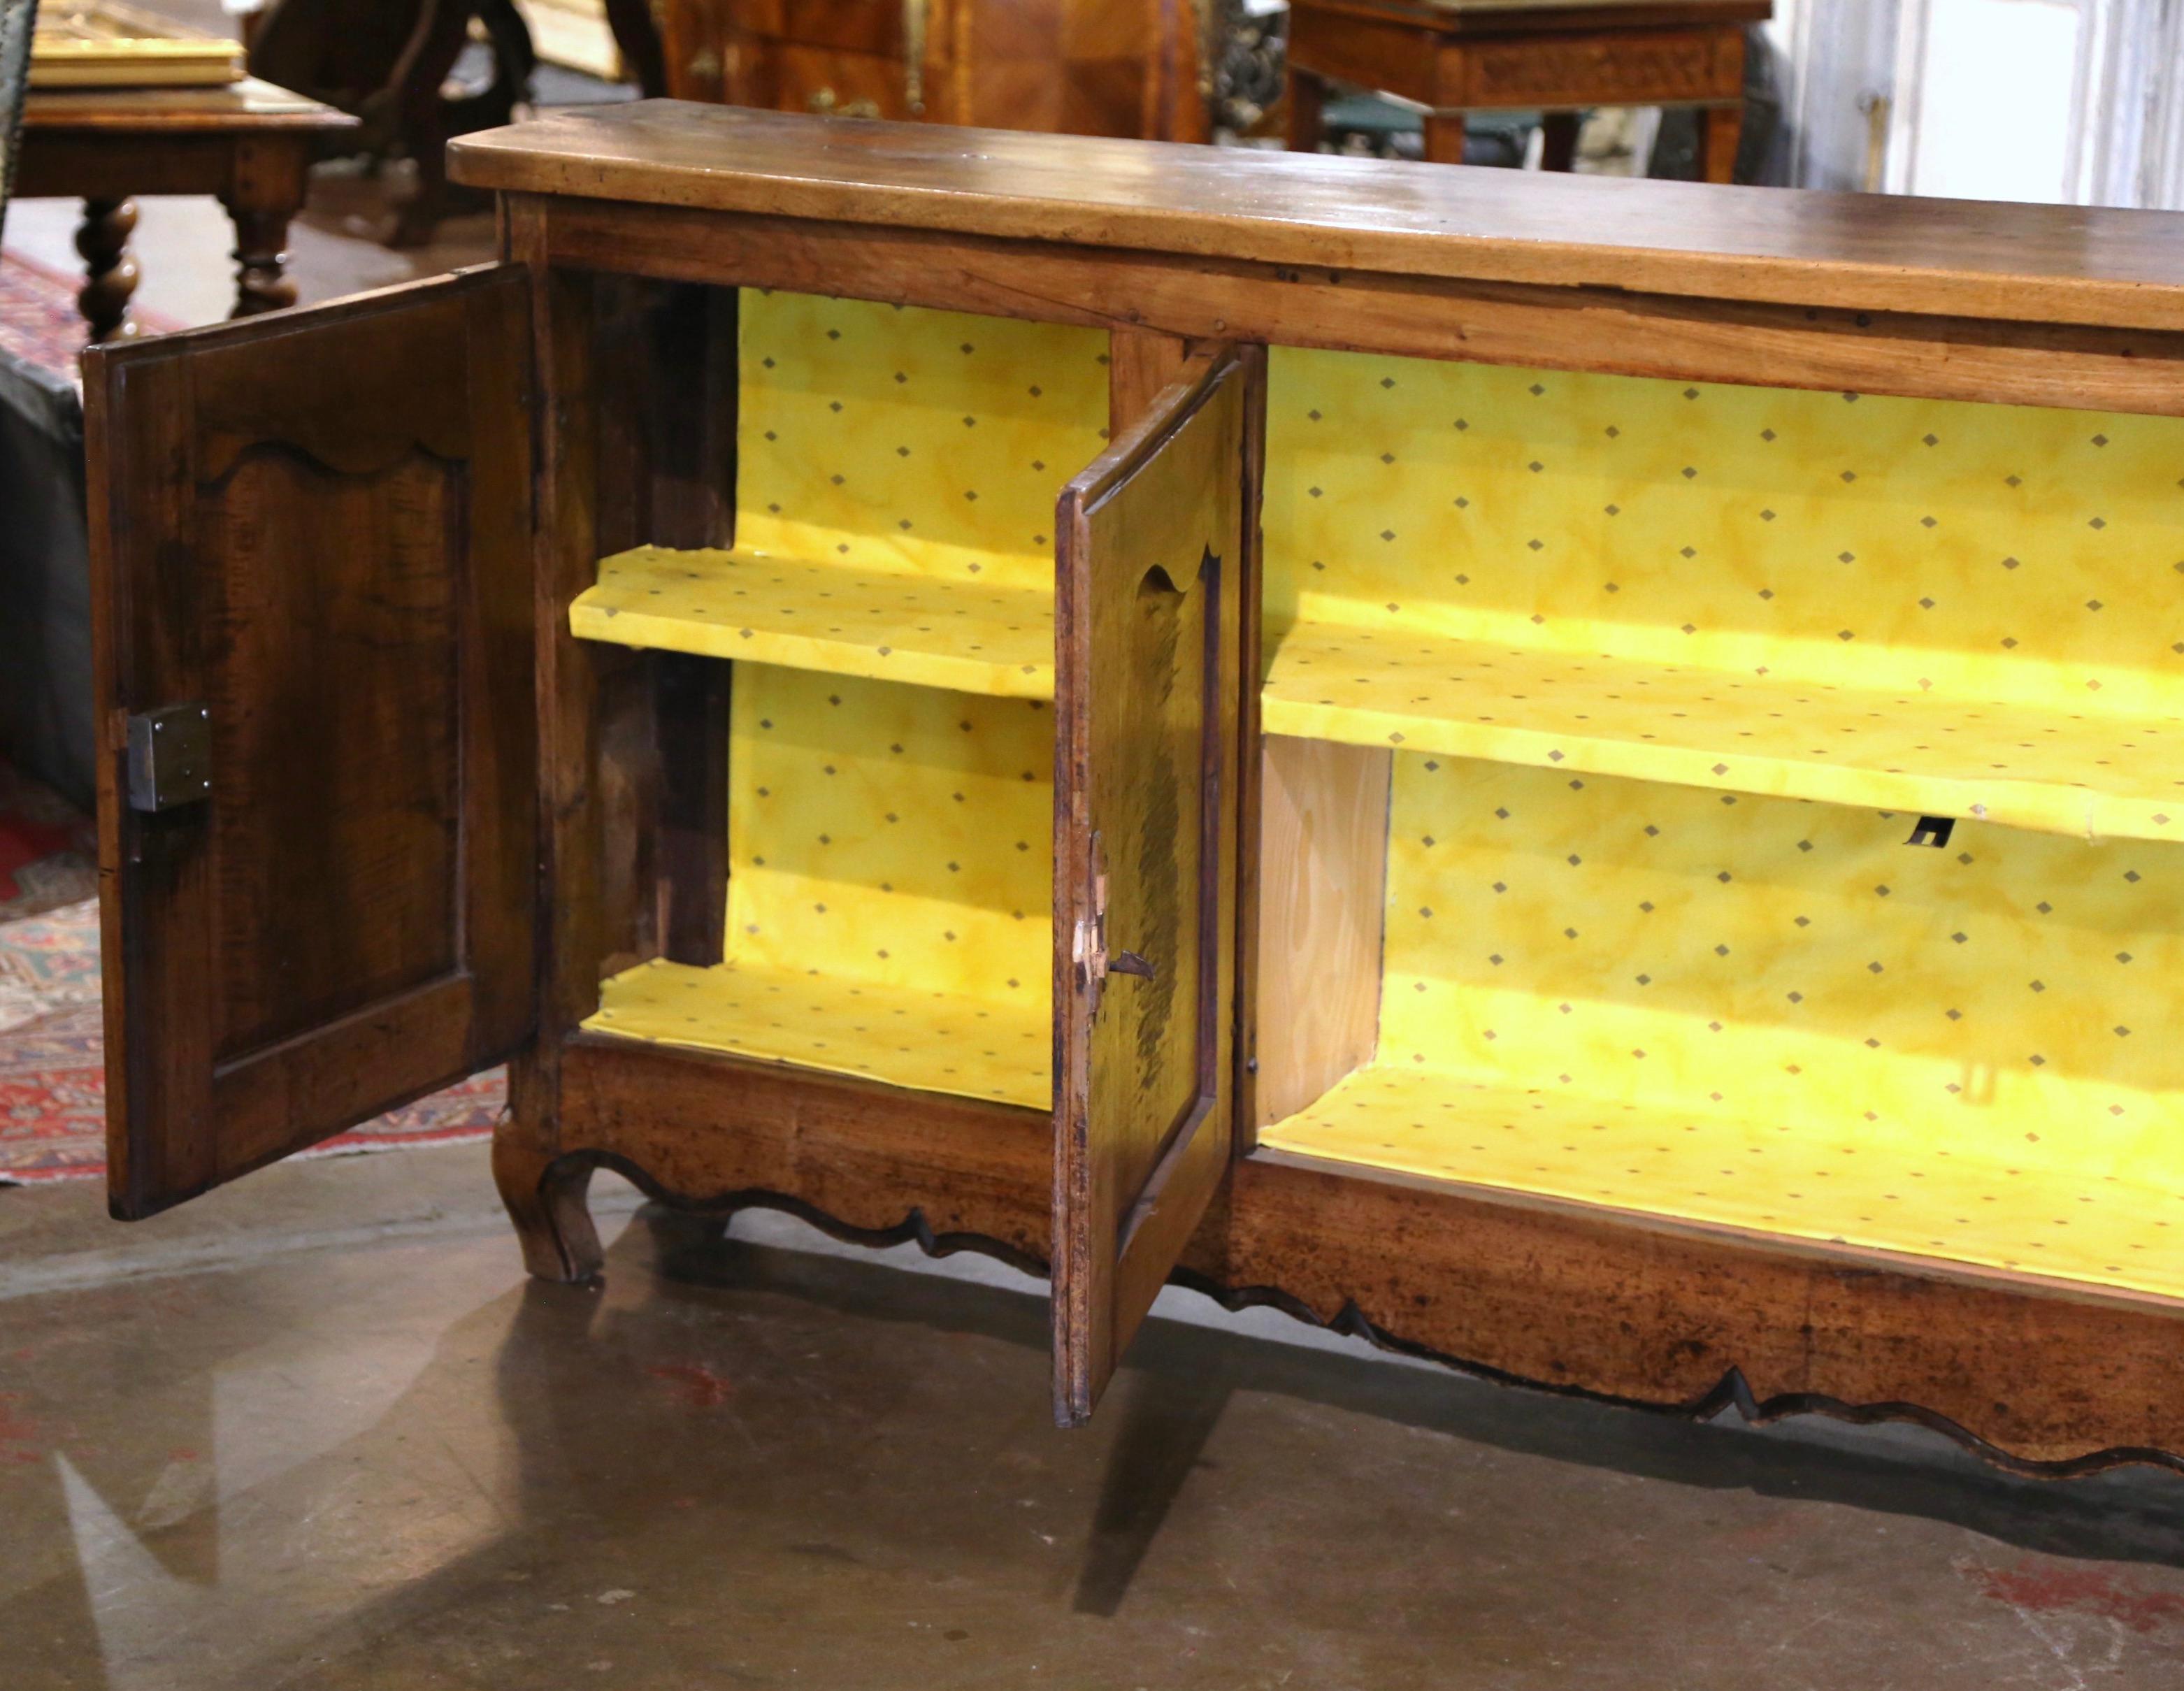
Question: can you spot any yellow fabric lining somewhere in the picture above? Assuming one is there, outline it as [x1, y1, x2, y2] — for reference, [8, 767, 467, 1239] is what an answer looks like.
[570, 292, 1102, 691]
[732, 292, 1107, 591]
[591, 956, 1049, 1107]
[587, 653, 1054, 1105]
[1261, 753, 2184, 1300]
[1263, 347, 2184, 840]
[1263, 621, 2184, 841]
[582, 293, 1084, 1105]
[572, 545, 1054, 698]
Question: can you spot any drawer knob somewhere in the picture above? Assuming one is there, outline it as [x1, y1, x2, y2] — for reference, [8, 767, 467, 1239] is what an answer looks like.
[807, 87, 881, 119]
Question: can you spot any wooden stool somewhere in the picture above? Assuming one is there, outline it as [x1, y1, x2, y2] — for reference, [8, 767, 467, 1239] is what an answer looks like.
[1286, 0, 1769, 182]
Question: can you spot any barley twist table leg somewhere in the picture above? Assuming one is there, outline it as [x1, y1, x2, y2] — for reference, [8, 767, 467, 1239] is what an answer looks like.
[75, 196, 141, 345]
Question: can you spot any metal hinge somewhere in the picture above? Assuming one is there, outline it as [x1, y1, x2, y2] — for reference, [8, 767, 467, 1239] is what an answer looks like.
[126, 704, 212, 813]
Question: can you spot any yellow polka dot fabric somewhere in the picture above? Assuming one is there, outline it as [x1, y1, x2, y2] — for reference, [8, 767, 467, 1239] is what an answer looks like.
[584, 293, 1080, 1107]
[571, 292, 1106, 695]
[593, 665, 1053, 1105]
[573, 545, 1054, 698]
[1261, 754, 2184, 1298]
[591, 956, 1049, 1107]
[1263, 349, 2184, 842]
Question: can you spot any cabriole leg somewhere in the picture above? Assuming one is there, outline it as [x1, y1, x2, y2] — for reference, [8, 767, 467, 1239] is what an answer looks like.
[494, 1057, 605, 1285]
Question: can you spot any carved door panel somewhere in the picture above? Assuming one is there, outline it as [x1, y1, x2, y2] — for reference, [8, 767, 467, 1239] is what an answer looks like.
[86, 266, 538, 1218]
[1051, 343, 1258, 1424]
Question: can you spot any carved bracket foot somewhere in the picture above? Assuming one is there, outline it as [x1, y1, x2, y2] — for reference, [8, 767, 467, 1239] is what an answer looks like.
[493, 1128, 607, 1286]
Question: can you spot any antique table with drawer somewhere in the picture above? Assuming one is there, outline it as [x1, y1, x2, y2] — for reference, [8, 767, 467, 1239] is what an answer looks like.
[1286, 0, 1769, 178]
[83, 99, 2184, 1467]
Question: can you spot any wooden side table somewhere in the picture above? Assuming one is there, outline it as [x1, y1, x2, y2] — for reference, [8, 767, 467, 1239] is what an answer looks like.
[15, 76, 357, 344]
[1286, 0, 1769, 182]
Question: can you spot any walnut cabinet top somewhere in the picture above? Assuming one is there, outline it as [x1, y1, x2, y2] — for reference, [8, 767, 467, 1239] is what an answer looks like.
[450, 99, 2184, 332]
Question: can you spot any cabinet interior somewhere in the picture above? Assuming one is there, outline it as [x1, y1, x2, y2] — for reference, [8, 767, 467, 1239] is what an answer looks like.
[1253, 347, 2184, 1300]
[577, 289, 1112, 1107]
[568, 291, 2184, 1301]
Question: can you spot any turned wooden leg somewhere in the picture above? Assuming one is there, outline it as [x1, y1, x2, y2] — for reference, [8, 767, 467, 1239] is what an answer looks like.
[495, 1062, 606, 1286]
[75, 198, 140, 345]
[1422, 110, 1467, 166]
[1695, 102, 1744, 185]
[1539, 110, 1582, 173]
[1286, 66, 1326, 153]
[226, 206, 298, 317]
[220, 136, 311, 318]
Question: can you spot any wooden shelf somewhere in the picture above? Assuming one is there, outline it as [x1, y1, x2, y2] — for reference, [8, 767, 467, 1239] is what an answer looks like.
[572, 546, 1055, 699]
[1262, 617, 2184, 841]
[587, 957, 1051, 1109]
[1263, 1065, 2184, 1302]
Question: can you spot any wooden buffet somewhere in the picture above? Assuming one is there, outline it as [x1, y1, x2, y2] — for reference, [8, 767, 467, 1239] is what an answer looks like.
[85, 100, 2184, 1467]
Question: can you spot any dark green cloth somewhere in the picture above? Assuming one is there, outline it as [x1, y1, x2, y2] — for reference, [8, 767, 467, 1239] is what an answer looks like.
[0, 350, 94, 809]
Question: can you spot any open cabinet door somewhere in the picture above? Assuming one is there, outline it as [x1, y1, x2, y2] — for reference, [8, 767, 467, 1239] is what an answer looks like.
[1052, 345, 1260, 1425]
[87, 267, 538, 1219]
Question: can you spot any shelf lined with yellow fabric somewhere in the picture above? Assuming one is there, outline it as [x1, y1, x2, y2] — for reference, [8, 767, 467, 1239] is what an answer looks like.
[1258, 749, 2184, 1302]
[584, 663, 1056, 1108]
[591, 956, 1050, 1107]
[568, 290, 1109, 699]
[1265, 1066, 2184, 1299]
[572, 545, 1054, 698]
[1263, 345, 2184, 842]
[1261, 619, 2184, 842]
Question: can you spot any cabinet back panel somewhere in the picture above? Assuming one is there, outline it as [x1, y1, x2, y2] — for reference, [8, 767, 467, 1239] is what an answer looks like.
[734, 291, 1108, 589]
[587, 665, 1053, 1108]
[726, 665, 1052, 1005]
[1262, 754, 2184, 1297]
[1264, 347, 2184, 717]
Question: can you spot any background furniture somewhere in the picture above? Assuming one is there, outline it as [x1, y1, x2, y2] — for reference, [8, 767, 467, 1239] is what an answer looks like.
[15, 76, 355, 342]
[245, 0, 530, 247]
[1286, 0, 1767, 178]
[660, 0, 1212, 140]
[79, 100, 2184, 1473]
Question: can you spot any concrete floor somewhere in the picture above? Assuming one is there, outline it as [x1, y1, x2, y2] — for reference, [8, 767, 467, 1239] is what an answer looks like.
[6, 1148, 2184, 1689]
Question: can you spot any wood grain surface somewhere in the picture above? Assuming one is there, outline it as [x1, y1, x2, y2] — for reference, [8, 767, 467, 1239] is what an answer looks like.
[1052, 347, 1255, 1423]
[451, 101, 2184, 331]
[87, 268, 537, 1218]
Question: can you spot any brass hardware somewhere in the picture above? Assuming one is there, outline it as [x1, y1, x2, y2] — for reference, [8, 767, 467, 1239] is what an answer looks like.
[126, 704, 211, 813]
[903, 0, 926, 113]
[807, 87, 881, 118]
[1189, 0, 1216, 99]
[1859, 90, 1891, 194]
[684, 46, 720, 81]
[1074, 831, 1155, 1018]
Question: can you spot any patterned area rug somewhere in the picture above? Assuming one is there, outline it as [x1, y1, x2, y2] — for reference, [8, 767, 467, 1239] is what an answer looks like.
[0, 761, 505, 1183]
[0, 247, 180, 377]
